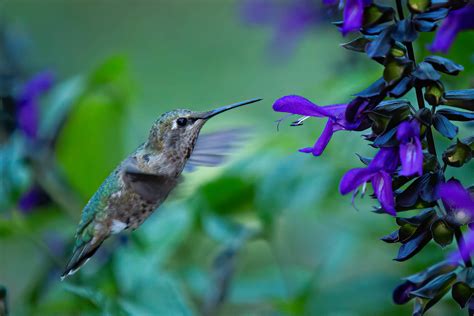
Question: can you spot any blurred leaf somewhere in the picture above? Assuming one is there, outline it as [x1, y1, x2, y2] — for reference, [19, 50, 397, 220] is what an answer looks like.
[197, 175, 255, 215]
[62, 283, 106, 308]
[55, 57, 132, 198]
[39, 76, 86, 146]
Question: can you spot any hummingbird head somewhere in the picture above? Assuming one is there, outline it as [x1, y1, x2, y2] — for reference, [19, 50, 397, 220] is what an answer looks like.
[146, 98, 262, 154]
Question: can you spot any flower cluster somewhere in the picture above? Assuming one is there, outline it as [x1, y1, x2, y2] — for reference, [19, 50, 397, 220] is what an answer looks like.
[273, 0, 474, 314]
[242, 0, 474, 57]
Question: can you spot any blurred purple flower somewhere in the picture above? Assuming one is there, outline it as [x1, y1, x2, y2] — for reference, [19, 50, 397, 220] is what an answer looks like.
[240, 0, 328, 58]
[339, 147, 399, 215]
[273, 95, 363, 155]
[341, 0, 371, 35]
[429, 4, 474, 53]
[18, 185, 51, 214]
[397, 120, 423, 177]
[16, 71, 54, 139]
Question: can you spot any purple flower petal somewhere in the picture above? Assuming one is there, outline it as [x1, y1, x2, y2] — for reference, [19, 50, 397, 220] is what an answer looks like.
[344, 96, 370, 127]
[372, 171, 396, 215]
[439, 179, 474, 218]
[273, 95, 332, 117]
[430, 4, 474, 53]
[299, 119, 334, 156]
[341, 0, 368, 35]
[399, 138, 423, 176]
[339, 167, 376, 195]
[449, 228, 474, 263]
[369, 147, 399, 172]
[396, 120, 418, 142]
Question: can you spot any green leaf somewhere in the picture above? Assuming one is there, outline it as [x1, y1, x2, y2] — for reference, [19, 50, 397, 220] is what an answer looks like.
[197, 175, 255, 215]
[55, 57, 132, 198]
[38, 76, 86, 145]
[62, 283, 106, 308]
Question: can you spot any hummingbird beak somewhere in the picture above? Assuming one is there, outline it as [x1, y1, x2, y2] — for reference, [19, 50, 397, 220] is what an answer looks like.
[197, 98, 262, 120]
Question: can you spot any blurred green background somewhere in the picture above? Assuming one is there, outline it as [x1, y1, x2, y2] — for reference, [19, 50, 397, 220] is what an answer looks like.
[0, 0, 473, 315]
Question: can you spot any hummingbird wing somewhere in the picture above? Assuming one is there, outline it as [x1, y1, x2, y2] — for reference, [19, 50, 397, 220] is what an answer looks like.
[122, 158, 177, 202]
[185, 128, 249, 172]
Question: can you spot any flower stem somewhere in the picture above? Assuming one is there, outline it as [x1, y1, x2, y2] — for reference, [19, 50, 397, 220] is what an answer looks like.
[454, 227, 473, 267]
[395, 0, 472, 270]
[394, 0, 437, 157]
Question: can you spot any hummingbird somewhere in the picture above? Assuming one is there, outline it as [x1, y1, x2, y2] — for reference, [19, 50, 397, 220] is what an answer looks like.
[61, 98, 262, 279]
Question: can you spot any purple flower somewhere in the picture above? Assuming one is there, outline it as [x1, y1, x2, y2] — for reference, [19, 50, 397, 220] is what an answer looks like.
[339, 147, 399, 215]
[440, 180, 474, 262]
[440, 179, 474, 224]
[429, 4, 474, 53]
[16, 71, 54, 139]
[341, 0, 371, 35]
[397, 120, 423, 177]
[18, 186, 51, 213]
[273, 95, 362, 156]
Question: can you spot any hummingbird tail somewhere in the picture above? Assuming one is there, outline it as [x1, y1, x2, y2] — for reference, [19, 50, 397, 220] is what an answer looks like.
[61, 238, 104, 280]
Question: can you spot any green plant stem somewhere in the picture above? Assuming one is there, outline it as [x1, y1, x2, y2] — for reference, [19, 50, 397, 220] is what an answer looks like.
[395, 0, 472, 271]
[395, 0, 437, 157]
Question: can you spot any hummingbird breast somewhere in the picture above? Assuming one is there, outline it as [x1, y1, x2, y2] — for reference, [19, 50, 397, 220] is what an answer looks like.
[106, 150, 184, 232]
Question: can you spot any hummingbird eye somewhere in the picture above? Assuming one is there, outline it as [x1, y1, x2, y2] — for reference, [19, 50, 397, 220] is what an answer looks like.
[176, 117, 188, 127]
